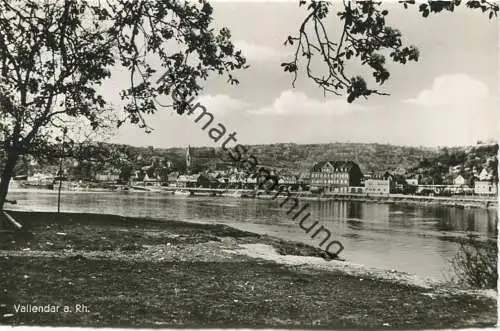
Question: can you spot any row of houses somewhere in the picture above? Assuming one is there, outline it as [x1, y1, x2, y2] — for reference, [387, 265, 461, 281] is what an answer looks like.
[308, 161, 400, 195]
[308, 161, 498, 196]
[129, 170, 303, 190]
[94, 159, 498, 196]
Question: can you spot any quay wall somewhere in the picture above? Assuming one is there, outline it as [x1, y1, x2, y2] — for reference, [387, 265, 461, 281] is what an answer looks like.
[296, 192, 497, 209]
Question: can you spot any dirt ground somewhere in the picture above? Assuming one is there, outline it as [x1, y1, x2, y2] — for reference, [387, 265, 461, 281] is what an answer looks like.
[0, 211, 497, 328]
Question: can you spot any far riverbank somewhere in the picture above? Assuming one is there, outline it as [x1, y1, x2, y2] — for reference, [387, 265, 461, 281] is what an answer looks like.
[297, 192, 498, 209]
[8, 187, 498, 210]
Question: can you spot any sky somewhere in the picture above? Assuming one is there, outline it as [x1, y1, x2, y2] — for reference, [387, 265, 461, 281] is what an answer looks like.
[106, 0, 499, 148]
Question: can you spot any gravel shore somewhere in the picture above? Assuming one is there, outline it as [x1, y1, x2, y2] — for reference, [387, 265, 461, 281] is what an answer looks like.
[0, 211, 497, 328]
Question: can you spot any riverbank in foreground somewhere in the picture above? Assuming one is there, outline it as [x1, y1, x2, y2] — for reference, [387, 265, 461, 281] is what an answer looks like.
[0, 211, 497, 328]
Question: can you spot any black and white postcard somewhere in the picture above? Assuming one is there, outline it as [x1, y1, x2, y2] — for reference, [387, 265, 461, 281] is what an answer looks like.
[0, 0, 498, 329]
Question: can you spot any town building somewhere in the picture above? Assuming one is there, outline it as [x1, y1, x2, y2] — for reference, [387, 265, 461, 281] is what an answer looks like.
[244, 175, 258, 189]
[177, 174, 200, 188]
[349, 186, 364, 194]
[406, 178, 419, 186]
[95, 170, 120, 182]
[474, 180, 498, 195]
[206, 172, 226, 188]
[364, 172, 395, 195]
[24, 173, 55, 189]
[143, 173, 161, 187]
[277, 174, 297, 186]
[309, 161, 363, 193]
[479, 168, 493, 181]
[227, 173, 241, 188]
[453, 174, 468, 186]
[167, 172, 179, 187]
[130, 170, 144, 186]
[297, 173, 311, 187]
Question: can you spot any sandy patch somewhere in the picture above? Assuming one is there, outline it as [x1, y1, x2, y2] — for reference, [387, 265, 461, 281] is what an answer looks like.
[233, 243, 498, 300]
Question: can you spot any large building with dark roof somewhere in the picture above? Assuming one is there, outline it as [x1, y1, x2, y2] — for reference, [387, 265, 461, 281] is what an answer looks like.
[310, 161, 363, 193]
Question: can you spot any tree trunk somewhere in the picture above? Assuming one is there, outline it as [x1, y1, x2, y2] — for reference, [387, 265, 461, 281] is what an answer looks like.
[0, 149, 19, 211]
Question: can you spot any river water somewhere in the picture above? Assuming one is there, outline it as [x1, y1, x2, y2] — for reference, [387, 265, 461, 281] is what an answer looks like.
[5, 190, 498, 282]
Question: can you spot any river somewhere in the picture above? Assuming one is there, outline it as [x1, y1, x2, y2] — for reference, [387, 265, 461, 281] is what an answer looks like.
[5, 190, 498, 282]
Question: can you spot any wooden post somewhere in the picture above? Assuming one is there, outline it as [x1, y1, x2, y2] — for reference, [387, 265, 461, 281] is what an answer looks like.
[57, 128, 67, 217]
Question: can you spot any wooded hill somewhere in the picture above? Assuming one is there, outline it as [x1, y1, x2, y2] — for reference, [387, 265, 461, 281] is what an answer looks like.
[65, 142, 443, 175]
[9, 141, 499, 181]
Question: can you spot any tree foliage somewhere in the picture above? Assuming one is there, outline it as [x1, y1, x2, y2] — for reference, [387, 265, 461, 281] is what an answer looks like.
[0, 0, 246, 209]
[0, 0, 497, 212]
[283, 0, 498, 102]
[450, 239, 498, 289]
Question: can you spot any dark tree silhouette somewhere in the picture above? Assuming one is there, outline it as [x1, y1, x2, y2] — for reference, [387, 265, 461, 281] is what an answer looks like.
[0, 0, 497, 214]
[0, 0, 247, 211]
[283, 0, 498, 102]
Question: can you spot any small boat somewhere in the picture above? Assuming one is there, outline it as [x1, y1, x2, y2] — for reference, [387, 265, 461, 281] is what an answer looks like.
[192, 191, 214, 196]
[130, 185, 150, 192]
[145, 187, 164, 193]
[226, 190, 243, 198]
[256, 193, 275, 199]
[174, 189, 191, 196]
[231, 190, 243, 198]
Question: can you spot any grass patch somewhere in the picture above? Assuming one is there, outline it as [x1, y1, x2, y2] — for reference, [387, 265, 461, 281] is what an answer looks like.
[0, 257, 496, 328]
[0, 211, 256, 252]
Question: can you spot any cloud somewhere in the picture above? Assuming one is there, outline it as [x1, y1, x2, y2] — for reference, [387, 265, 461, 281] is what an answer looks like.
[233, 40, 288, 62]
[195, 94, 248, 113]
[405, 74, 489, 107]
[248, 90, 365, 115]
[401, 74, 497, 146]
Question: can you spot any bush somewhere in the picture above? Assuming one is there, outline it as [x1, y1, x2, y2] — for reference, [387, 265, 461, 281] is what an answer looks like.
[450, 239, 498, 290]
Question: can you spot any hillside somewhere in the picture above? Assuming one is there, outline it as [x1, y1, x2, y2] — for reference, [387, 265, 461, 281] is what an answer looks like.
[82, 142, 442, 174]
[9, 141, 499, 181]
[226, 143, 440, 173]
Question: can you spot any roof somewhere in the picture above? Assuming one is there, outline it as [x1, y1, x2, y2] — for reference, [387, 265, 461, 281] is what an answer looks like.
[178, 174, 200, 182]
[298, 172, 311, 179]
[311, 161, 360, 172]
[455, 173, 471, 180]
[168, 171, 180, 179]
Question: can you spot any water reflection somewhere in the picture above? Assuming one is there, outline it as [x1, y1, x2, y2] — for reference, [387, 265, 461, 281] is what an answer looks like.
[6, 190, 497, 281]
